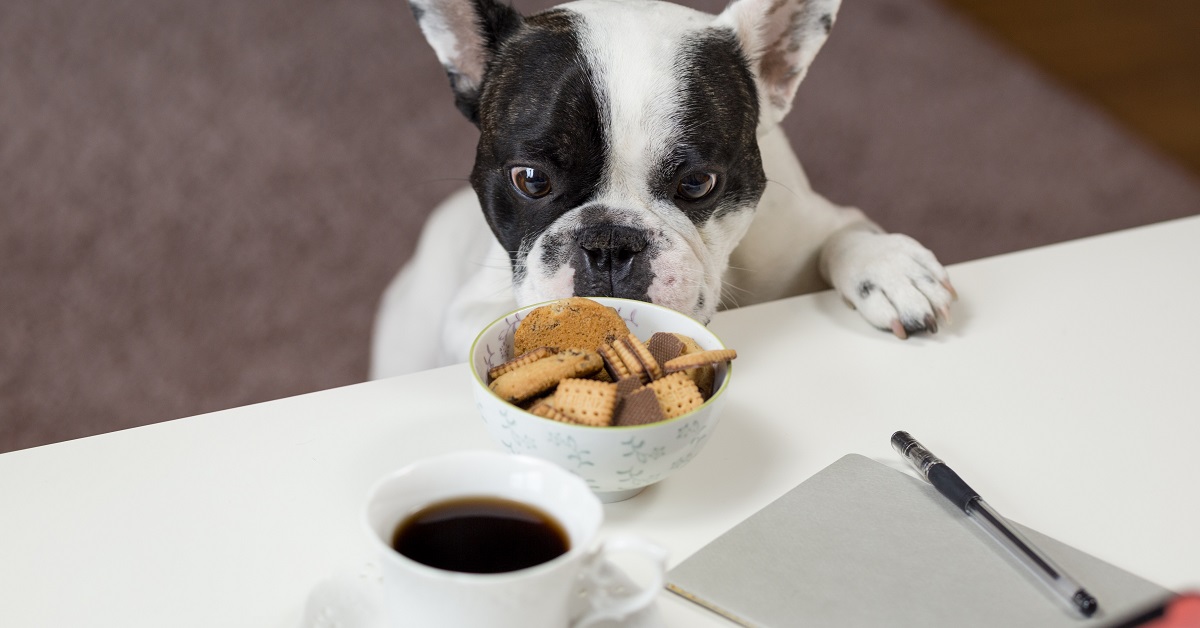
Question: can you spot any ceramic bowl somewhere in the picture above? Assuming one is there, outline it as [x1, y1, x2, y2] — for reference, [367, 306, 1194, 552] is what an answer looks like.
[469, 297, 731, 502]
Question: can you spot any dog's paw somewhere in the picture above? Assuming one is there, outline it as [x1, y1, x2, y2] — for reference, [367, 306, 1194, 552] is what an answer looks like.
[824, 231, 956, 339]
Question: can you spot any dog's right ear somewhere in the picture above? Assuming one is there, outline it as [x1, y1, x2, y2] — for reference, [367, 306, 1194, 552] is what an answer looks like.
[409, 0, 523, 125]
[717, 0, 841, 129]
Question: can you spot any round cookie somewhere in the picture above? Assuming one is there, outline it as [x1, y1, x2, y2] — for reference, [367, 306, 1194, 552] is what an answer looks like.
[514, 297, 630, 355]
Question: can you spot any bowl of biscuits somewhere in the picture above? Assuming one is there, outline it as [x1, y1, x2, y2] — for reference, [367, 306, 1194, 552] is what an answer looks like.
[469, 297, 735, 502]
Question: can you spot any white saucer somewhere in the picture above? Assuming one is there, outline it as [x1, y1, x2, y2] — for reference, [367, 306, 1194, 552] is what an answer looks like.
[297, 558, 665, 628]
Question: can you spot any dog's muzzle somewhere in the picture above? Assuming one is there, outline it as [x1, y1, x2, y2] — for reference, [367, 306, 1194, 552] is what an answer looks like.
[573, 224, 654, 301]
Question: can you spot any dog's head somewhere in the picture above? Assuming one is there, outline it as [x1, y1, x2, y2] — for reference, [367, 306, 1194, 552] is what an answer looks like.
[410, 0, 839, 322]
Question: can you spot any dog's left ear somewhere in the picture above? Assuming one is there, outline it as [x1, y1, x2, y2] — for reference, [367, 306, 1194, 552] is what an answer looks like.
[409, 0, 523, 125]
[717, 0, 841, 128]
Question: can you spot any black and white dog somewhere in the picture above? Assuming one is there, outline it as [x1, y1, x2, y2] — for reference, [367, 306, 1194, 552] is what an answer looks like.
[372, 0, 955, 378]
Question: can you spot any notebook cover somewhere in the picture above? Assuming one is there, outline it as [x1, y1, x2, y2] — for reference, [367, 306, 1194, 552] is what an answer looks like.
[666, 454, 1168, 627]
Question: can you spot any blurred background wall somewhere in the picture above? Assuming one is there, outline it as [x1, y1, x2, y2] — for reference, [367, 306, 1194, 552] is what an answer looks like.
[944, 0, 1200, 175]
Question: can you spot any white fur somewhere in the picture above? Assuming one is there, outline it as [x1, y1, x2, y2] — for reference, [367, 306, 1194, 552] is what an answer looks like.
[563, 1, 720, 316]
[373, 0, 954, 378]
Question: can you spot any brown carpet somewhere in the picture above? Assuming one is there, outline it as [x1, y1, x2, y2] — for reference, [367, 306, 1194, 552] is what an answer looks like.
[2, 0, 1198, 453]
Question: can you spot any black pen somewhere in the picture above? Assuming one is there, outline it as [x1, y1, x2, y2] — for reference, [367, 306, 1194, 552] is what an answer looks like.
[891, 431, 1099, 618]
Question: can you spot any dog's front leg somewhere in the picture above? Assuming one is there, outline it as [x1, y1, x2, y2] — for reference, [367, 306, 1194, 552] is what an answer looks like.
[819, 223, 957, 338]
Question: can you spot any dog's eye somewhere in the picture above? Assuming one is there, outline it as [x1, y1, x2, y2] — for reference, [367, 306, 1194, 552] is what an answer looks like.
[677, 172, 717, 200]
[511, 167, 552, 199]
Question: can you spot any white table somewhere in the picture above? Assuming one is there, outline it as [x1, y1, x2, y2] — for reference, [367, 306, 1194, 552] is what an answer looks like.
[2, 216, 1198, 627]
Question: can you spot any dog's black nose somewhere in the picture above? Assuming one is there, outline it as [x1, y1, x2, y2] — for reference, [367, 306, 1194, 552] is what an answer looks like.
[580, 225, 645, 274]
[574, 225, 653, 300]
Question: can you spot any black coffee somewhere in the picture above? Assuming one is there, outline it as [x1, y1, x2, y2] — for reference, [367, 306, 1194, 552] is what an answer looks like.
[391, 496, 570, 574]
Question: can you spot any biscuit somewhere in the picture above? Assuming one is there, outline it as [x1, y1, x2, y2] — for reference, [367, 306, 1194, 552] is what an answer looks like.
[554, 378, 617, 427]
[663, 349, 738, 373]
[611, 336, 648, 383]
[524, 391, 556, 411]
[614, 376, 643, 399]
[670, 333, 705, 355]
[670, 333, 716, 398]
[528, 397, 578, 425]
[598, 343, 631, 381]
[648, 372, 704, 419]
[646, 332, 685, 371]
[513, 297, 630, 355]
[613, 386, 667, 427]
[625, 333, 664, 381]
[487, 347, 557, 382]
[488, 348, 602, 404]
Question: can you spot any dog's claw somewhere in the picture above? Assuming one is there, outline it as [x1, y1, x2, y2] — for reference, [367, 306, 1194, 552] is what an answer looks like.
[942, 279, 958, 301]
[936, 304, 952, 324]
[891, 314, 938, 339]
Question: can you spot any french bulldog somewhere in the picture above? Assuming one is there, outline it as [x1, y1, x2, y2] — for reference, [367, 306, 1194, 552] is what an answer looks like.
[371, 0, 955, 378]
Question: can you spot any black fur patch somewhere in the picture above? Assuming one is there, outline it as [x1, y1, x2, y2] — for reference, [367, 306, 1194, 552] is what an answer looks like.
[858, 280, 877, 299]
[469, 10, 608, 267]
[654, 28, 765, 225]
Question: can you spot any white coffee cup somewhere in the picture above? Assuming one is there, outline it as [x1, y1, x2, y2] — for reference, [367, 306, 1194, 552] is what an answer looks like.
[363, 450, 667, 628]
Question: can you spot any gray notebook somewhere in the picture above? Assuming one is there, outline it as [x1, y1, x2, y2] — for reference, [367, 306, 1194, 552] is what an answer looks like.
[666, 454, 1168, 627]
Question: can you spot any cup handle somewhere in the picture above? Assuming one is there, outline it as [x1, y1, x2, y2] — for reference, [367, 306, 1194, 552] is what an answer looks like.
[571, 534, 668, 628]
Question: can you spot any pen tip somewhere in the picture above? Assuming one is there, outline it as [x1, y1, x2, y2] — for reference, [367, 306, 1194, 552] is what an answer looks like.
[1074, 590, 1098, 617]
